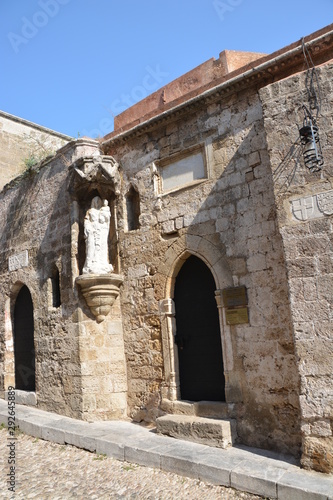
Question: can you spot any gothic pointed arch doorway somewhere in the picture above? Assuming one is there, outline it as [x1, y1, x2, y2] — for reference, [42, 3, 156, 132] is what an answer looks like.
[13, 285, 36, 391]
[174, 255, 225, 402]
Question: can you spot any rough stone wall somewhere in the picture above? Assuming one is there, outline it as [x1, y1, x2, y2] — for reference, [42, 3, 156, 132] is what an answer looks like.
[104, 86, 302, 456]
[260, 62, 333, 472]
[0, 145, 81, 418]
[0, 139, 128, 421]
[0, 111, 71, 190]
[77, 295, 128, 421]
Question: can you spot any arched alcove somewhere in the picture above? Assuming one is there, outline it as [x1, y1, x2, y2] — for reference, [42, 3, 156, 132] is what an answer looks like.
[69, 155, 121, 275]
[125, 185, 140, 231]
[13, 285, 35, 391]
[51, 266, 61, 308]
[77, 189, 117, 274]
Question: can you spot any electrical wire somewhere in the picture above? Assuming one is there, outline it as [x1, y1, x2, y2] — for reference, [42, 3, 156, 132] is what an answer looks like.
[301, 37, 322, 119]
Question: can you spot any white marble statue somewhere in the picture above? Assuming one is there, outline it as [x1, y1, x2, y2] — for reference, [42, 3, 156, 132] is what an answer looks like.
[82, 196, 114, 274]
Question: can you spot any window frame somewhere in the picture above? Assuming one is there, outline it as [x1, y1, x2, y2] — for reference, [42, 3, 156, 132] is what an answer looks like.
[156, 144, 208, 196]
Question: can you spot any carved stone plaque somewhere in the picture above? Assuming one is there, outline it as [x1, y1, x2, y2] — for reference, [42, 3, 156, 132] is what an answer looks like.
[8, 250, 29, 271]
[222, 286, 248, 307]
[291, 196, 316, 221]
[226, 307, 249, 325]
[291, 190, 333, 221]
[317, 191, 333, 215]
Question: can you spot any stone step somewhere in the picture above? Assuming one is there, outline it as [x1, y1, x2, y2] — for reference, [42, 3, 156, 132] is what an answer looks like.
[195, 401, 232, 418]
[156, 414, 237, 449]
[160, 399, 233, 419]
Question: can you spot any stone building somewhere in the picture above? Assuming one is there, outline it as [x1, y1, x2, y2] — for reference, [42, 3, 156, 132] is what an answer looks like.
[0, 110, 71, 190]
[0, 24, 332, 473]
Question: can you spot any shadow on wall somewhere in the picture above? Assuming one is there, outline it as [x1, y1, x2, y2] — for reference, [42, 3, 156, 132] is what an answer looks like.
[148, 119, 302, 455]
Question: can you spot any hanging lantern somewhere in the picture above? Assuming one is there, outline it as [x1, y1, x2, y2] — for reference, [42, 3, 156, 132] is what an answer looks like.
[299, 112, 323, 173]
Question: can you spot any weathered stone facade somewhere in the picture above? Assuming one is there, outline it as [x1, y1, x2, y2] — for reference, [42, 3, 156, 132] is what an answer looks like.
[0, 25, 332, 473]
[260, 61, 333, 473]
[103, 87, 303, 457]
[0, 110, 71, 190]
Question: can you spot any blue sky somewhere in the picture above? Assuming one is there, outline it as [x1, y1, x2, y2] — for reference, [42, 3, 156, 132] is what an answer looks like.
[0, 0, 332, 138]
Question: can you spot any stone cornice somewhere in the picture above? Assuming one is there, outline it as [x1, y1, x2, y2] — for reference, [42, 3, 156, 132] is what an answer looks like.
[102, 25, 333, 149]
[0, 109, 72, 141]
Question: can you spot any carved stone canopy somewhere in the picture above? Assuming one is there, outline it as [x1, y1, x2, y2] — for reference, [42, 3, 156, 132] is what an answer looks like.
[69, 155, 120, 199]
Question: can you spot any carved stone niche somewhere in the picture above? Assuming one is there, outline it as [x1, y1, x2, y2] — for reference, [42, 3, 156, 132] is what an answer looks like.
[69, 155, 121, 199]
[69, 155, 123, 322]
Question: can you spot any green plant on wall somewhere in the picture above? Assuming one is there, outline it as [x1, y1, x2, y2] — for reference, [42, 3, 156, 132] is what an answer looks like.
[22, 133, 56, 172]
[23, 155, 39, 170]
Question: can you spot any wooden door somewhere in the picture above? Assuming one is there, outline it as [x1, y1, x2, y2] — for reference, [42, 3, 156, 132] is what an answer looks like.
[174, 255, 225, 401]
[14, 285, 35, 391]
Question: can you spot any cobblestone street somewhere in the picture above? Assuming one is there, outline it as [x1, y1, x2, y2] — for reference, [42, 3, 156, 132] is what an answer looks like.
[0, 428, 266, 499]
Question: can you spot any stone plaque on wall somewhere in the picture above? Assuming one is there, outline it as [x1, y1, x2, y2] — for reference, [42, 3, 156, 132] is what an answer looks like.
[8, 250, 29, 271]
[291, 189, 333, 221]
[317, 191, 333, 215]
[222, 286, 247, 307]
[222, 286, 249, 325]
[225, 307, 249, 325]
[159, 148, 206, 193]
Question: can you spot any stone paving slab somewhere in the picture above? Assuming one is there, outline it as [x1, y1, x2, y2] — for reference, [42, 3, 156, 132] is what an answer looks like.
[0, 428, 266, 499]
[0, 399, 332, 499]
[230, 459, 287, 498]
[277, 470, 333, 500]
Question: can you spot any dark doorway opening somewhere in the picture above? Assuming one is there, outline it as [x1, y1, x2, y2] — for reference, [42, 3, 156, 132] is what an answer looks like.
[13, 285, 35, 391]
[174, 255, 225, 401]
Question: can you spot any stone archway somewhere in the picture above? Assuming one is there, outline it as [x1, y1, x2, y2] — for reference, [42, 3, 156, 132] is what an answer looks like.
[174, 254, 225, 401]
[13, 285, 35, 391]
[156, 234, 234, 404]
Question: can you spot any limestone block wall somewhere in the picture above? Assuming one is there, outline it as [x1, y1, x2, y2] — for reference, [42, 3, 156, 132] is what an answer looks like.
[77, 296, 128, 421]
[260, 62, 333, 472]
[0, 138, 128, 421]
[104, 86, 302, 456]
[0, 110, 71, 190]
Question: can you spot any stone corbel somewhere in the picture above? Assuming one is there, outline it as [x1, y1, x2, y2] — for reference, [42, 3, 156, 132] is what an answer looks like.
[76, 273, 123, 323]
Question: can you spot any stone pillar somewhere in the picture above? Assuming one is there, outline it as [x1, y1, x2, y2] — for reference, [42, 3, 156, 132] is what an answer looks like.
[215, 290, 243, 403]
[159, 298, 180, 402]
[68, 154, 127, 421]
[78, 293, 127, 421]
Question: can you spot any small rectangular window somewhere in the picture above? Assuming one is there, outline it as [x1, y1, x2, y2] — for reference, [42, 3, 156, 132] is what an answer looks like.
[159, 147, 207, 193]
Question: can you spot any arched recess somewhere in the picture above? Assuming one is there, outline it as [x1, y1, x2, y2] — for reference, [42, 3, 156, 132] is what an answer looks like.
[76, 188, 118, 275]
[125, 185, 140, 231]
[13, 284, 36, 391]
[156, 234, 235, 403]
[69, 155, 121, 277]
[50, 265, 61, 308]
[174, 255, 225, 401]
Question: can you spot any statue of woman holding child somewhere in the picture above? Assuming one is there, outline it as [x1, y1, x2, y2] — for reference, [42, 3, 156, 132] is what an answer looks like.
[82, 196, 114, 275]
